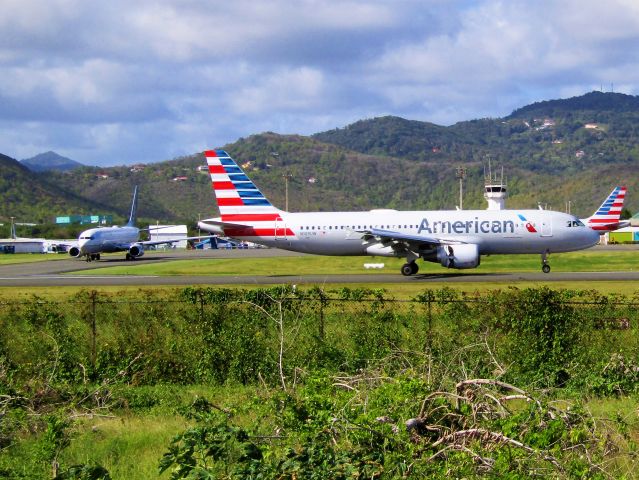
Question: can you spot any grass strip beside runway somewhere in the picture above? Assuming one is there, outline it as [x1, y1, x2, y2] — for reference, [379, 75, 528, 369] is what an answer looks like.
[68, 250, 639, 276]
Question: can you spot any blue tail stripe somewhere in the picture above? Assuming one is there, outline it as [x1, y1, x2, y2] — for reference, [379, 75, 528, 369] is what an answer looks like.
[232, 181, 258, 190]
[238, 191, 266, 198]
[229, 174, 250, 182]
[242, 199, 272, 206]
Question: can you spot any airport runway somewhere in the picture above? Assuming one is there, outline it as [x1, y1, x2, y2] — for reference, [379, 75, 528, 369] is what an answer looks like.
[0, 247, 638, 287]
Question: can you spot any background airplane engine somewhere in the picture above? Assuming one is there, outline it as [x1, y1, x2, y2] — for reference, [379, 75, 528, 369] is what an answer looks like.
[437, 244, 480, 269]
[128, 244, 145, 258]
[68, 246, 81, 258]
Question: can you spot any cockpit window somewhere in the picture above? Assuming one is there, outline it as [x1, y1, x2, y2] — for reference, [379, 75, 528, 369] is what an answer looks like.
[566, 220, 585, 227]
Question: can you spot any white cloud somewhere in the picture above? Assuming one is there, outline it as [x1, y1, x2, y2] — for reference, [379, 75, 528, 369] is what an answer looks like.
[1, 0, 639, 164]
[229, 67, 326, 114]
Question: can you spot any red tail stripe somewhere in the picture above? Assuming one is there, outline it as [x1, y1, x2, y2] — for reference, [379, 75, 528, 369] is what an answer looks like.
[217, 198, 244, 206]
[589, 218, 621, 223]
[221, 214, 282, 221]
[208, 165, 225, 174]
[204, 150, 218, 157]
[213, 181, 235, 190]
[225, 227, 295, 237]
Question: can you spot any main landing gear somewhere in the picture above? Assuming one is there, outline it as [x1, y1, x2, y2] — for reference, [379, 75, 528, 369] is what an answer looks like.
[85, 254, 100, 262]
[401, 262, 419, 276]
[541, 251, 551, 273]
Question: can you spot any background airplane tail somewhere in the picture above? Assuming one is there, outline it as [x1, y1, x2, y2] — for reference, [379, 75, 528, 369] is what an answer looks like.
[584, 186, 627, 232]
[126, 185, 139, 227]
[204, 150, 284, 222]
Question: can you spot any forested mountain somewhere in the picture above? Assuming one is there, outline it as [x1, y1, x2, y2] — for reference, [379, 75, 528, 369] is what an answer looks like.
[1, 91, 638, 227]
[20, 151, 85, 172]
[0, 153, 112, 224]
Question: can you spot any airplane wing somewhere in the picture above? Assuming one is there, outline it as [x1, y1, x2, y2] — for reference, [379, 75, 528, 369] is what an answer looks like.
[137, 235, 216, 247]
[359, 228, 466, 253]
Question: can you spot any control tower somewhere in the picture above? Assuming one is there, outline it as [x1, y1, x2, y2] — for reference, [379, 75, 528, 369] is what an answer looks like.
[484, 162, 507, 210]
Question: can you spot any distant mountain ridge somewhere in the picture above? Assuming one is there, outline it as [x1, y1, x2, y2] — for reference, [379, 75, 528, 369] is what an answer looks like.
[1, 91, 638, 226]
[0, 152, 112, 223]
[21, 151, 85, 172]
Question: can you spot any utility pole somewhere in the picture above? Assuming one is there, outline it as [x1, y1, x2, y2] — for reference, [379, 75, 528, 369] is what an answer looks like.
[282, 173, 292, 211]
[271, 152, 293, 211]
[455, 166, 467, 210]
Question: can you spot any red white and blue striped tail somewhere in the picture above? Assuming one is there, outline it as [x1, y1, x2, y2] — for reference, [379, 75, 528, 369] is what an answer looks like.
[584, 186, 628, 232]
[204, 149, 284, 223]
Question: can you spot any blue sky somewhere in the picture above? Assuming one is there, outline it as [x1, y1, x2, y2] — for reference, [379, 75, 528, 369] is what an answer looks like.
[1, 0, 639, 166]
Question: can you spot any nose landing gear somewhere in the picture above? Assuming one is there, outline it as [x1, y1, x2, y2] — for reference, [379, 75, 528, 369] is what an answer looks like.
[541, 251, 551, 273]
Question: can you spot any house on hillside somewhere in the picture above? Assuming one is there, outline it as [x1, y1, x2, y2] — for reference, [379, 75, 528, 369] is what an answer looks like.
[584, 123, 599, 129]
[172, 176, 188, 182]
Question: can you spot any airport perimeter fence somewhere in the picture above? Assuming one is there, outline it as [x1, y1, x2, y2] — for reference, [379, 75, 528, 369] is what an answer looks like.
[2, 287, 639, 392]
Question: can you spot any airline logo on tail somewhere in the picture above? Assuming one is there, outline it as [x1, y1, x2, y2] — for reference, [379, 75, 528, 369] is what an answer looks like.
[205, 150, 293, 237]
[585, 186, 627, 232]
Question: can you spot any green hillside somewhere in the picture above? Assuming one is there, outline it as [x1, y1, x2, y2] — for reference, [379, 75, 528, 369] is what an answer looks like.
[0, 153, 114, 226]
[2, 91, 638, 225]
[314, 92, 639, 174]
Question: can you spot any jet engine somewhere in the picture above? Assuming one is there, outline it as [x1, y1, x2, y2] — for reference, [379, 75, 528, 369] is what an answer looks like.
[68, 246, 81, 258]
[437, 244, 479, 269]
[365, 244, 400, 257]
[128, 244, 145, 258]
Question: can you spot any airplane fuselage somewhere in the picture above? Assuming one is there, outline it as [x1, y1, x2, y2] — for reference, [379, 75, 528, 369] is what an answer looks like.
[77, 226, 140, 255]
[200, 149, 619, 275]
[203, 209, 599, 257]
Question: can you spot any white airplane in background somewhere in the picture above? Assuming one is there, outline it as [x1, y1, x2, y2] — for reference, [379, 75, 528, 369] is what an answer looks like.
[198, 150, 618, 276]
[69, 186, 209, 261]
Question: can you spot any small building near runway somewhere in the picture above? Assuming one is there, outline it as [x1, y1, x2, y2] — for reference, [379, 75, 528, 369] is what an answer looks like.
[0, 238, 47, 253]
[148, 225, 188, 249]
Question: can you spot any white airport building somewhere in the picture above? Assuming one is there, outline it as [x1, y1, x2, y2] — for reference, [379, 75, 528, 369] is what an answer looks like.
[148, 225, 188, 249]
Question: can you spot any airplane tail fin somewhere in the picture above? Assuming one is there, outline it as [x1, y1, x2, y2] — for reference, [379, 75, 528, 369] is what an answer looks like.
[126, 185, 139, 227]
[583, 186, 628, 232]
[204, 150, 284, 222]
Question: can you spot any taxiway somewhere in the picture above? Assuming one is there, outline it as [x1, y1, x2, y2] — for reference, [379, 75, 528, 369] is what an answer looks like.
[0, 247, 637, 287]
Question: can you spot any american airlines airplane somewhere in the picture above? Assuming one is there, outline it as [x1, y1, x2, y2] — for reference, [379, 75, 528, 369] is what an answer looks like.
[69, 186, 208, 261]
[582, 186, 628, 232]
[198, 150, 623, 276]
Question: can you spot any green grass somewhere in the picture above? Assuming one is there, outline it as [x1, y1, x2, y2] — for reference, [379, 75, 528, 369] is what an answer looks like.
[34, 387, 639, 479]
[0, 253, 68, 264]
[62, 415, 189, 479]
[0, 248, 636, 301]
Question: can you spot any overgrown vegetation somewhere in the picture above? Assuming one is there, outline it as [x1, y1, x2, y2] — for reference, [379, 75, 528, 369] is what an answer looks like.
[1, 286, 639, 477]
